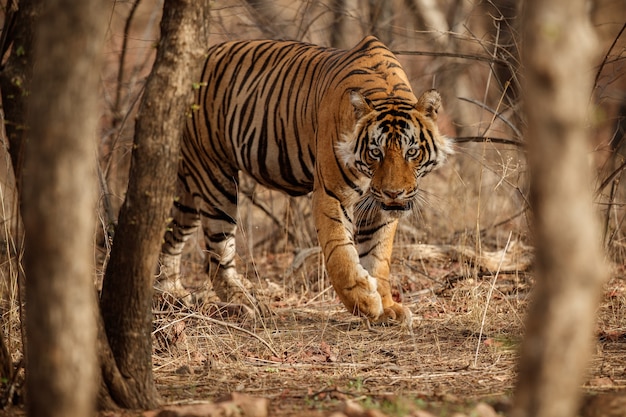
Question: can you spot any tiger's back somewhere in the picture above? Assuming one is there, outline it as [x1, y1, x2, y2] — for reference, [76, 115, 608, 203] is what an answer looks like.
[185, 39, 326, 196]
[160, 36, 452, 325]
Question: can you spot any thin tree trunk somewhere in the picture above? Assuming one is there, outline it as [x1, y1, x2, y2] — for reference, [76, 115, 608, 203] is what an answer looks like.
[0, 328, 10, 385]
[242, 0, 282, 38]
[0, 0, 39, 186]
[486, 0, 520, 110]
[21, 0, 107, 415]
[0, 2, 39, 377]
[407, 0, 477, 137]
[329, 0, 364, 49]
[407, 0, 449, 49]
[512, 1, 608, 417]
[368, 0, 393, 45]
[98, 0, 208, 409]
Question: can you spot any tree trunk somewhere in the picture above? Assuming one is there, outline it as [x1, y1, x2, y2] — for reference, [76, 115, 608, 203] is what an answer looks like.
[408, 0, 449, 50]
[511, 1, 608, 417]
[0, 329, 11, 387]
[368, 0, 393, 45]
[98, 0, 208, 409]
[406, 0, 477, 138]
[0, 2, 39, 380]
[329, 0, 365, 49]
[486, 0, 520, 110]
[21, 0, 107, 415]
[0, 0, 39, 185]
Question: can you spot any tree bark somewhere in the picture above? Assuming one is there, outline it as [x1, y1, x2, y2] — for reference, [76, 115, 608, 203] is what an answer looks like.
[0, 2, 39, 376]
[98, 0, 208, 409]
[329, 0, 364, 49]
[368, 0, 393, 45]
[512, 1, 608, 417]
[486, 0, 520, 109]
[406, 0, 477, 137]
[408, 0, 449, 50]
[21, 0, 107, 416]
[0, 0, 39, 185]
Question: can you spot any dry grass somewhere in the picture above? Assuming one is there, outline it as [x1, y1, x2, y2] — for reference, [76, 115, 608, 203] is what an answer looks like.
[147, 245, 626, 416]
[151, 254, 526, 415]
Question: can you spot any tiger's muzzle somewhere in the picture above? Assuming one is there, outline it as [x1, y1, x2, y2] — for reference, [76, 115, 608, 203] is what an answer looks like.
[379, 188, 412, 211]
[381, 201, 411, 211]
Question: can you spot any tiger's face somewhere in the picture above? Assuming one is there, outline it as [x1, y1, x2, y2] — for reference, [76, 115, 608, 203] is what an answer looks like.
[338, 89, 452, 220]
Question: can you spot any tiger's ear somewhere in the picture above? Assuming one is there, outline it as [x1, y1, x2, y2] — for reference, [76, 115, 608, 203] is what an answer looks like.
[349, 90, 374, 119]
[416, 89, 442, 121]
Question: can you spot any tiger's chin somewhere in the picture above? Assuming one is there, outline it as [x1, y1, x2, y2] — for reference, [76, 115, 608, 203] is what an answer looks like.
[354, 194, 414, 222]
[381, 202, 411, 211]
[380, 201, 413, 219]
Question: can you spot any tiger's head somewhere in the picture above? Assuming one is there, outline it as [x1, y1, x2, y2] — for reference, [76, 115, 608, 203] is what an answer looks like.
[338, 89, 453, 220]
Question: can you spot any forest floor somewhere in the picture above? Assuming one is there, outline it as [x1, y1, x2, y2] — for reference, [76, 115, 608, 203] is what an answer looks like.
[144, 247, 626, 416]
[0, 242, 624, 416]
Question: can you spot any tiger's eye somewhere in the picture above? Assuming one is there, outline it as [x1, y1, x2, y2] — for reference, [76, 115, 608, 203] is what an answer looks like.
[406, 147, 419, 159]
[369, 148, 383, 159]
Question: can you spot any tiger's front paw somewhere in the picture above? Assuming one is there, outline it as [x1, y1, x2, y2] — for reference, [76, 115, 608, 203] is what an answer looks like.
[381, 302, 413, 327]
[336, 273, 385, 321]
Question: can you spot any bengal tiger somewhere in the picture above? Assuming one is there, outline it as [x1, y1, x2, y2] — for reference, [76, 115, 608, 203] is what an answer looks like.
[158, 35, 453, 326]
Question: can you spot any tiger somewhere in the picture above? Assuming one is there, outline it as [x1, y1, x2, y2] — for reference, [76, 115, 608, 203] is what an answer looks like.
[157, 35, 453, 326]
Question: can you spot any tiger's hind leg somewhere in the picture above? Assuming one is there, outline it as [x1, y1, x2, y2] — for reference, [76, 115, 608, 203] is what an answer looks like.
[356, 215, 412, 326]
[198, 209, 266, 316]
[160, 169, 263, 315]
[195, 173, 265, 316]
[157, 178, 201, 301]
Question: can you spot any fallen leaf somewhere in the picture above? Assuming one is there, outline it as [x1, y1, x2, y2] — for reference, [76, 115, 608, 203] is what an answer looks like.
[483, 338, 503, 348]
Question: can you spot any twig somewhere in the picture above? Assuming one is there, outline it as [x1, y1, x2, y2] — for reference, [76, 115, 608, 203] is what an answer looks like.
[457, 96, 522, 139]
[473, 231, 513, 368]
[454, 136, 524, 147]
[455, 149, 530, 210]
[165, 311, 280, 357]
[113, 0, 141, 125]
[479, 207, 529, 237]
[0, 358, 21, 409]
[239, 187, 300, 245]
[606, 208, 626, 250]
[593, 21, 626, 90]
[596, 159, 626, 198]
[393, 49, 509, 66]
[97, 162, 116, 238]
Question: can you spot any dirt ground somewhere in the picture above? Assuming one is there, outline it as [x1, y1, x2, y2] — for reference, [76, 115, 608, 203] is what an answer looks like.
[0, 234, 623, 417]
[146, 249, 626, 416]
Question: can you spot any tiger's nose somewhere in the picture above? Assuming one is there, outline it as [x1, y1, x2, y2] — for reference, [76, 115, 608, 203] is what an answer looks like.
[383, 190, 403, 199]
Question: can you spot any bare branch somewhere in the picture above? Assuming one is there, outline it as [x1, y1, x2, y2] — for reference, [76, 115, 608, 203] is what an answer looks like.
[454, 136, 524, 147]
[112, 0, 141, 126]
[593, 21, 626, 91]
[393, 48, 509, 66]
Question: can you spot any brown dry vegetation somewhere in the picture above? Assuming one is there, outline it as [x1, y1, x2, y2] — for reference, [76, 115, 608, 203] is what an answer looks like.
[1, 0, 626, 416]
